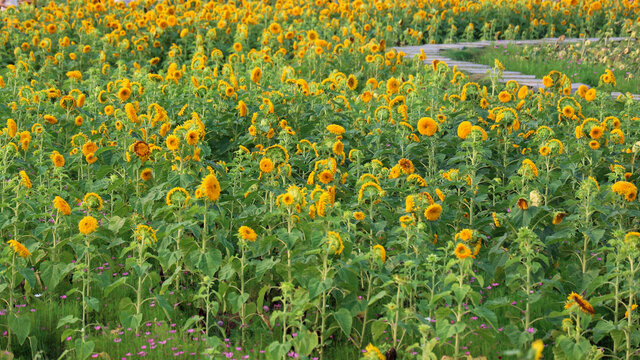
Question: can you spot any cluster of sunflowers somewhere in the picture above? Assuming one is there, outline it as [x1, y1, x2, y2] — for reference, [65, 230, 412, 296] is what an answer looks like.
[0, 0, 639, 359]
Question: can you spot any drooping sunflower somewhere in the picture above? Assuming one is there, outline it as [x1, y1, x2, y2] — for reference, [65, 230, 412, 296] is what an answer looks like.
[200, 173, 221, 202]
[517, 198, 529, 210]
[82, 193, 102, 212]
[238, 226, 257, 242]
[424, 203, 442, 221]
[353, 211, 365, 221]
[552, 212, 567, 225]
[327, 231, 344, 255]
[7, 239, 31, 258]
[372, 244, 386, 263]
[134, 224, 158, 245]
[166, 187, 190, 207]
[78, 216, 98, 235]
[19, 170, 32, 189]
[53, 196, 71, 215]
[565, 292, 595, 315]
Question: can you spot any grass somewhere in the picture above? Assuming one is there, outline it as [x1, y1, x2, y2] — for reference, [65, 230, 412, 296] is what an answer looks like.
[443, 43, 640, 94]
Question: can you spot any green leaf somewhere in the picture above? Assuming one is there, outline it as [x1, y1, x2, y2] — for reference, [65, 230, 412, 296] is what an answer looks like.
[17, 267, 36, 288]
[9, 314, 30, 345]
[86, 297, 100, 312]
[471, 306, 498, 329]
[368, 291, 388, 306]
[293, 330, 318, 356]
[57, 315, 80, 329]
[333, 308, 352, 337]
[370, 319, 387, 341]
[74, 339, 95, 360]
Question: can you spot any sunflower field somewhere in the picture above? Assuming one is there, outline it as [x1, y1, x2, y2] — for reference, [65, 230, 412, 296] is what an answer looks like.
[1, 0, 640, 359]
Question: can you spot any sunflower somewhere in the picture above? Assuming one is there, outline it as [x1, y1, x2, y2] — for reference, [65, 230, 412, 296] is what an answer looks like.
[53, 196, 71, 215]
[353, 211, 365, 221]
[326, 124, 345, 135]
[455, 229, 473, 242]
[238, 226, 257, 241]
[566, 292, 595, 315]
[82, 141, 98, 157]
[52, 153, 65, 167]
[589, 126, 604, 139]
[346, 75, 358, 90]
[625, 232, 640, 244]
[539, 146, 550, 156]
[364, 343, 385, 360]
[19, 170, 32, 189]
[392, 158, 412, 175]
[424, 203, 442, 221]
[85, 152, 98, 164]
[250, 67, 262, 83]
[318, 170, 334, 184]
[562, 106, 575, 119]
[542, 76, 553, 88]
[78, 216, 99, 235]
[585, 88, 596, 101]
[498, 91, 512, 103]
[166, 187, 190, 207]
[588, 140, 600, 150]
[133, 140, 150, 159]
[200, 173, 221, 202]
[492, 212, 501, 227]
[417, 117, 438, 136]
[166, 135, 179, 151]
[454, 243, 474, 260]
[611, 181, 637, 202]
[332, 141, 344, 155]
[117, 87, 131, 102]
[531, 340, 544, 360]
[386, 77, 400, 94]
[186, 130, 199, 146]
[140, 168, 152, 181]
[457, 121, 472, 139]
[260, 157, 274, 174]
[7, 239, 31, 258]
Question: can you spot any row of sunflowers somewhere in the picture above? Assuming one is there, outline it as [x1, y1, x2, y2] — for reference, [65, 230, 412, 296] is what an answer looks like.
[1, 0, 640, 359]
